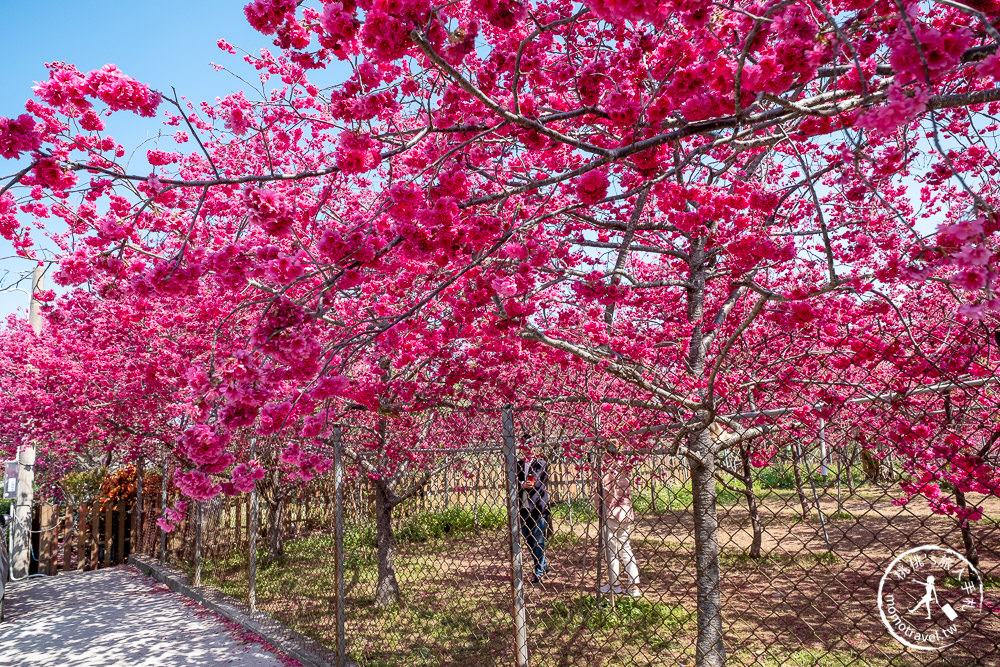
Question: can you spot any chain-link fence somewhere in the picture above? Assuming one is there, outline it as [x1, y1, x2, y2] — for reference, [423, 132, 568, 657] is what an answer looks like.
[120, 311, 1000, 666]
[129, 387, 1000, 666]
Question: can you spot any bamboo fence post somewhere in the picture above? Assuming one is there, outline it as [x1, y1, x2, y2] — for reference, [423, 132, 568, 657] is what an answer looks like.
[38, 505, 54, 575]
[89, 505, 100, 568]
[103, 504, 113, 567]
[169, 508, 180, 561]
[62, 508, 73, 571]
[77, 503, 89, 570]
[117, 501, 127, 564]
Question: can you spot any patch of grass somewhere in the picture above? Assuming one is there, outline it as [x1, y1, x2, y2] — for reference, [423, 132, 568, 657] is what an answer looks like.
[290, 531, 375, 569]
[720, 550, 784, 567]
[547, 529, 587, 548]
[633, 476, 747, 513]
[346, 588, 510, 667]
[194, 531, 379, 607]
[755, 465, 798, 490]
[754, 463, 868, 491]
[545, 594, 693, 634]
[549, 498, 597, 522]
[940, 573, 1000, 590]
[753, 487, 806, 501]
[728, 646, 900, 667]
[634, 482, 693, 513]
[345, 524, 376, 550]
[827, 510, 853, 521]
[797, 551, 841, 566]
[720, 549, 841, 569]
[715, 475, 747, 505]
[343, 506, 507, 547]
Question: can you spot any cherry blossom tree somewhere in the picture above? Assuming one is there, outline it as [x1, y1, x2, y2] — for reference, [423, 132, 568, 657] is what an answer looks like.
[0, 290, 196, 489]
[5, 1, 1000, 662]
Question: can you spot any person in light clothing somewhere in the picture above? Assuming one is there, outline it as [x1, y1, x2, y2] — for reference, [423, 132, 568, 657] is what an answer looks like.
[596, 457, 641, 597]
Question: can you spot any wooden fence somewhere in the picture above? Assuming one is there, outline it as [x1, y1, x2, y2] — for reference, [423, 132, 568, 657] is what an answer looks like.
[29, 501, 133, 574]
[30, 494, 193, 573]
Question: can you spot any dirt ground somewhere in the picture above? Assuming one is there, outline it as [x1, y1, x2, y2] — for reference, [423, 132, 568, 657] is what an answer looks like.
[197, 484, 1000, 666]
[335, 489, 1000, 666]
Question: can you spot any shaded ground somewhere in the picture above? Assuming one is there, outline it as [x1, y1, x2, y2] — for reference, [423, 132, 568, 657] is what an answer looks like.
[0, 566, 291, 667]
[198, 486, 1000, 666]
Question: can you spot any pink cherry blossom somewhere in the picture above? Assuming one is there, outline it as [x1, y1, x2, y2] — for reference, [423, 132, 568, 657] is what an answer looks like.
[0, 114, 42, 159]
[576, 169, 609, 204]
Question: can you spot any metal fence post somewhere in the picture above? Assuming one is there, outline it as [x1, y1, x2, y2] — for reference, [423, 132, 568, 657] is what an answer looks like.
[818, 418, 829, 476]
[502, 406, 529, 667]
[802, 441, 832, 552]
[334, 425, 347, 666]
[595, 451, 605, 600]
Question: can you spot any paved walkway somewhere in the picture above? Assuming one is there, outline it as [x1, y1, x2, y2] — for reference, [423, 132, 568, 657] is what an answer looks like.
[0, 566, 290, 666]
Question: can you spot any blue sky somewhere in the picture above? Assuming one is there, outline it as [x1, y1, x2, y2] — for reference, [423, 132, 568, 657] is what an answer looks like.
[0, 2, 273, 119]
[0, 1, 279, 317]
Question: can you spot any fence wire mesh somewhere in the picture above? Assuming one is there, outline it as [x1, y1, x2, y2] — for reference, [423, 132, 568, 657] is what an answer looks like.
[131, 321, 1000, 666]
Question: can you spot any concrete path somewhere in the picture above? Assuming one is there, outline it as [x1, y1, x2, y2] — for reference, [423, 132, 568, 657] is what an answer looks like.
[0, 566, 290, 666]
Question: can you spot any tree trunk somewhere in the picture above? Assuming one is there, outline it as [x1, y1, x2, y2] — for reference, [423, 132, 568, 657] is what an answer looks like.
[740, 445, 763, 559]
[374, 480, 400, 607]
[860, 447, 895, 485]
[682, 236, 726, 666]
[954, 488, 981, 572]
[843, 443, 856, 495]
[267, 496, 285, 559]
[944, 398, 980, 573]
[691, 425, 726, 667]
[791, 442, 811, 519]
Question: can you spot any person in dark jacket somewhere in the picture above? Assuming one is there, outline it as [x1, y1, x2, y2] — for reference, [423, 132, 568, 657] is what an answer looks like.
[517, 451, 551, 582]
